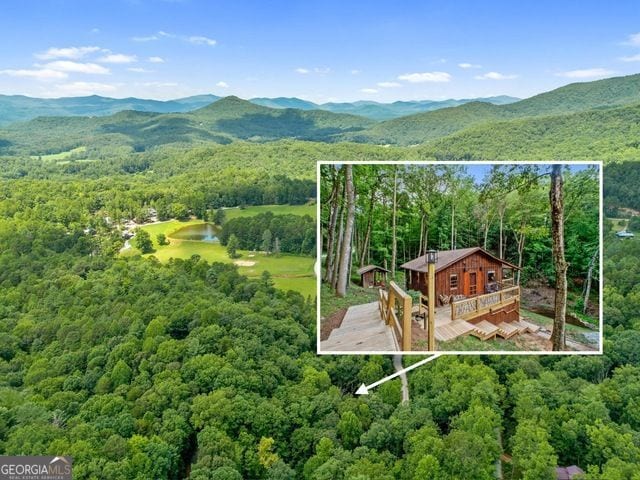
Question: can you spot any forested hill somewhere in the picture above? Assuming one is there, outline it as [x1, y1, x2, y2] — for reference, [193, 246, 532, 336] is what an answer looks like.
[420, 102, 640, 160]
[345, 73, 640, 145]
[0, 97, 375, 156]
[1, 73, 640, 157]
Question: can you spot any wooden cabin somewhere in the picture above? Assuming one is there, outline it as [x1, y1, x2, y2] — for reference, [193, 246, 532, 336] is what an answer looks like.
[401, 248, 520, 325]
[401, 247, 517, 299]
[357, 265, 389, 288]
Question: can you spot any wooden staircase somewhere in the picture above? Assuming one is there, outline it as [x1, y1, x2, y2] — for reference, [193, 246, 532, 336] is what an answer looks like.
[321, 302, 398, 352]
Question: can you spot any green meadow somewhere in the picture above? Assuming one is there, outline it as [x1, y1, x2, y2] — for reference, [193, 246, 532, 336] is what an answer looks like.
[123, 205, 317, 298]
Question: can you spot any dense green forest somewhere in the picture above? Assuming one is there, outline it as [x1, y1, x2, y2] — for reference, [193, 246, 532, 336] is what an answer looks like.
[0, 148, 638, 478]
[0, 72, 640, 478]
[219, 212, 316, 256]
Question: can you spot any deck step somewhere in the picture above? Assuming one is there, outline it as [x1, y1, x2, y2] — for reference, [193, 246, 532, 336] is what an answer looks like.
[496, 322, 519, 339]
[469, 320, 499, 340]
[516, 319, 541, 333]
[435, 320, 476, 342]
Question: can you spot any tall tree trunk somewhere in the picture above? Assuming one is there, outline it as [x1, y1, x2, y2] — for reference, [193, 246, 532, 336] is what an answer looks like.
[418, 213, 424, 257]
[423, 216, 429, 256]
[550, 165, 567, 350]
[332, 204, 344, 290]
[325, 170, 341, 283]
[391, 167, 398, 279]
[451, 201, 455, 249]
[515, 228, 525, 286]
[360, 185, 376, 268]
[336, 165, 355, 297]
[498, 202, 506, 258]
[583, 248, 598, 315]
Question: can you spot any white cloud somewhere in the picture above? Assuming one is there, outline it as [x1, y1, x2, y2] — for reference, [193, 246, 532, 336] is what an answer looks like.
[90, 28, 100, 34]
[622, 32, 640, 46]
[128, 67, 151, 73]
[99, 53, 137, 64]
[295, 68, 310, 74]
[35, 46, 101, 60]
[44, 61, 110, 74]
[188, 36, 217, 46]
[148, 56, 165, 63]
[351, 69, 360, 75]
[360, 88, 378, 94]
[554, 68, 614, 79]
[377, 81, 401, 88]
[474, 71, 518, 80]
[133, 31, 215, 47]
[397, 71, 451, 83]
[0, 68, 68, 80]
[132, 34, 159, 42]
[314, 67, 331, 74]
[216, 81, 229, 88]
[620, 54, 640, 62]
[138, 81, 178, 87]
[54, 81, 118, 95]
[458, 62, 481, 69]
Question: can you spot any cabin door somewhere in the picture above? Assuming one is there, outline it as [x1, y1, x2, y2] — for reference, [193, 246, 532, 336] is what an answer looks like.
[465, 271, 478, 296]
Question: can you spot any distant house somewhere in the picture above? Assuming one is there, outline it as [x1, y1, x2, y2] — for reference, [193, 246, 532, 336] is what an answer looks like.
[556, 465, 584, 479]
[357, 265, 389, 288]
[616, 230, 635, 238]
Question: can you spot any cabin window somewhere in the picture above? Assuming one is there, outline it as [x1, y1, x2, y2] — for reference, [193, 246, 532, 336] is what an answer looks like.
[487, 270, 496, 283]
[450, 274, 458, 289]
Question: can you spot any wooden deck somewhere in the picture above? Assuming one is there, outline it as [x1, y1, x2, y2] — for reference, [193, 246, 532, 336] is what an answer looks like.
[321, 302, 398, 352]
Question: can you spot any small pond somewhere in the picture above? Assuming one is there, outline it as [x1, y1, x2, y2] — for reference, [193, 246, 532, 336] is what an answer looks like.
[170, 223, 220, 242]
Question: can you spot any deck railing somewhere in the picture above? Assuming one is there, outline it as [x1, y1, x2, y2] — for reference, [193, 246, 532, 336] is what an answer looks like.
[500, 277, 515, 288]
[379, 281, 412, 351]
[450, 285, 520, 321]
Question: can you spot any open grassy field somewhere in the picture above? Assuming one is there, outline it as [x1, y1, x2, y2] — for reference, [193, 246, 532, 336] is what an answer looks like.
[32, 146, 87, 161]
[124, 213, 316, 298]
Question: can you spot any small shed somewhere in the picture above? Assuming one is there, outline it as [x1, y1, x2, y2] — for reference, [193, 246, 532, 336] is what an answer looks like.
[357, 265, 389, 288]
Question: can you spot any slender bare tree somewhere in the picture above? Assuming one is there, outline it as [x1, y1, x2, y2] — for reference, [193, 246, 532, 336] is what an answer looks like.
[336, 165, 355, 297]
[550, 165, 567, 350]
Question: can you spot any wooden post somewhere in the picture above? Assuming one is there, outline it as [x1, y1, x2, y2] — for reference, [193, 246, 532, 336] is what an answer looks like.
[387, 289, 395, 326]
[402, 295, 412, 351]
[428, 262, 436, 351]
[450, 300, 455, 321]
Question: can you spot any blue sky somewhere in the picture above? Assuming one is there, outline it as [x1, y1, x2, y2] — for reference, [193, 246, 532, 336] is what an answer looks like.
[1, 0, 639, 102]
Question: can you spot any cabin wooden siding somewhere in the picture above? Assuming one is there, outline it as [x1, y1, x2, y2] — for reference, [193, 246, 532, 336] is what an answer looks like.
[404, 251, 506, 298]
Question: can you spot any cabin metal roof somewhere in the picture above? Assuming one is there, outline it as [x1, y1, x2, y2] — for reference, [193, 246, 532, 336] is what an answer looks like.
[357, 265, 390, 275]
[400, 247, 519, 273]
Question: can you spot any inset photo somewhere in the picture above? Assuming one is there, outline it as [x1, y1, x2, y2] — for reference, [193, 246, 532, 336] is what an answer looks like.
[318, 161, 602, 354]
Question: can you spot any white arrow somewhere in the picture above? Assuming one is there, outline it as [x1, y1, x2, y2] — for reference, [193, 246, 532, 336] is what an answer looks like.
[356, 353, 441, 395]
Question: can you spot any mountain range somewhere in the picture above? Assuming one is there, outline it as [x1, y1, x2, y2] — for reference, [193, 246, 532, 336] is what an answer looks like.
[1, 73, 639, 159]
[0, 93, 518, 126]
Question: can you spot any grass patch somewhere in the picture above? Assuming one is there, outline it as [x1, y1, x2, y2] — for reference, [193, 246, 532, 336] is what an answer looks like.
[128, 218, 316, 297]
[439, 335, 522, 352]
[520, 308, 591, 333]
[32, 146, 86, 161]
[320, 282, 380, 318]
